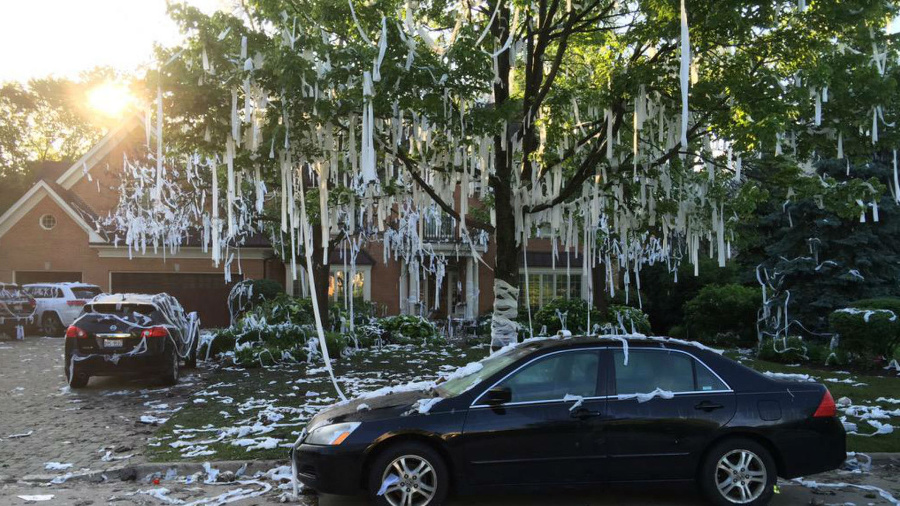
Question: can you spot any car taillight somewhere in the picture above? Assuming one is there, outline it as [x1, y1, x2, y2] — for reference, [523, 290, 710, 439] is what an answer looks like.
[813, 389, 837, 418]
[140, 326, 168, 338]
[67, 300, 86, 306]
[65, 326, 88, 339]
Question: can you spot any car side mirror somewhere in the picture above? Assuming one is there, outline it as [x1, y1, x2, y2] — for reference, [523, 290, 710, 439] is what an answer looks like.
[485, 386, 512, 405]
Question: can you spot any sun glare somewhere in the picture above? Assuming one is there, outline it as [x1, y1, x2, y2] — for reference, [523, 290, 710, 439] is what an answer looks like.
[86, 82, 135, 118]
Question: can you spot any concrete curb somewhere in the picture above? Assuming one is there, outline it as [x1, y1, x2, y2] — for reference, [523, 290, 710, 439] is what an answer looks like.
[19, 459, 289, 485]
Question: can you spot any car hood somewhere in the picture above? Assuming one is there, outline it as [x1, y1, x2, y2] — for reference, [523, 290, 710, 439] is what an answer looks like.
[307, 389, 440, 431]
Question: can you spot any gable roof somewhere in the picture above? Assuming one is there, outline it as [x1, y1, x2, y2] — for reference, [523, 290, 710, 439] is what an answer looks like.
[0, 180, 105, 242]
[55, 113, 144, 190]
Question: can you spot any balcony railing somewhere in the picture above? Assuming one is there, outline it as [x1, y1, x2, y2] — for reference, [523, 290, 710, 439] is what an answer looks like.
[423, 215, 457, 242]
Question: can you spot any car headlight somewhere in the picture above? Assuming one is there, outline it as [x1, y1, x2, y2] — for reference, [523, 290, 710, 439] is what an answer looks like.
[305, 422, 361, 446]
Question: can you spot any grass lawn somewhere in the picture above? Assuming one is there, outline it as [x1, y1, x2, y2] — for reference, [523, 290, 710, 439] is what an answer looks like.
[146, 342, 483, 462]
[147, 341, 900, 463]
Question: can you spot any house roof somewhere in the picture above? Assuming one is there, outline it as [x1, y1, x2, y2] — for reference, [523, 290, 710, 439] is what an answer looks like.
[0, 180, 105, 242]
[55, 113, 144, 190]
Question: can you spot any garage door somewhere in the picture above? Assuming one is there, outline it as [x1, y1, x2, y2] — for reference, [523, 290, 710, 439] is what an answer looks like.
[16, 271, 82, 284]
[110, 273, 242, 328]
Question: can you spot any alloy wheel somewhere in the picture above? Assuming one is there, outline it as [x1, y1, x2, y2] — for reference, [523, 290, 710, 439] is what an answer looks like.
[380, 455, 438, 506]
[715, 449, 767, 504]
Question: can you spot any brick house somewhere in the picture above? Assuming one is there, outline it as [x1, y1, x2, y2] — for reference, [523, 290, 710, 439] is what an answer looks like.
[0, 116, 586, 327]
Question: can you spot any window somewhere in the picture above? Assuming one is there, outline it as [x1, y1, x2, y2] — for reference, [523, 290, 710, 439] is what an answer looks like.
[329, 270, 365, 300]
[613, 349, 728, 395]
[25, 286, 58, 299]
[291, 267, 371, 301]
[40, 214, 57, 230]
[695, 362, 729, 392]
[72, 286, 102, 300]
[496, 350, 600, 403]
[519, 272, 582, 307]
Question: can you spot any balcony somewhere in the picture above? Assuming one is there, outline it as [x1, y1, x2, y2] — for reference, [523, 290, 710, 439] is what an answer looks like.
[423, 214, 458, 243]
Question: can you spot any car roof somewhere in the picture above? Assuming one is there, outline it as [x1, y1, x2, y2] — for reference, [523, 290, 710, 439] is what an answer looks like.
[23, 282, 99, 288]
[90, 293, 163, 306]
[509, 334, 724, 356]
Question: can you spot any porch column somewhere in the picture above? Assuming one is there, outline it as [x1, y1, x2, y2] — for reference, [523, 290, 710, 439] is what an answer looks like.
[465, 257, 478, 319]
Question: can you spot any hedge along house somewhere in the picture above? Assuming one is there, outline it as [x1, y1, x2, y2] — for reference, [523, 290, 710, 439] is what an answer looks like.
[0, 115, 591, 328]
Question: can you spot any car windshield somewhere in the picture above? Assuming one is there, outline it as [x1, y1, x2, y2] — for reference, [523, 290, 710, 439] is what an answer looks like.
[86, 303, 156, 316]
[435, 346, 533, 397]
[72, 287, 102, 299]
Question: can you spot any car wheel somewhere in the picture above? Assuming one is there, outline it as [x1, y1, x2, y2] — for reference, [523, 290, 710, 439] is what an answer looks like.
[159, 345, 179, 386]
[42, 313, 64, 337]
[367, 441, 449, 506]
[64, 354, 90, 389]
[700, 437, 777, 506]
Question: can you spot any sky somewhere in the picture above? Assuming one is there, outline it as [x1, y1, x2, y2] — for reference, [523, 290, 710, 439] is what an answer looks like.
[0, 0, 233, 83]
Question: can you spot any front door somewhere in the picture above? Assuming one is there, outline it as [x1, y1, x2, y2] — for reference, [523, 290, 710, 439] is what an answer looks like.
[461, 348, 607, 487]
[602, 348, 736, 482]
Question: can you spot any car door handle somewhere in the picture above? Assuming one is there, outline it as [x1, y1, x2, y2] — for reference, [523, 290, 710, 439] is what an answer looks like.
[570, 408, 603, 420]
[695, 401, 725, 412]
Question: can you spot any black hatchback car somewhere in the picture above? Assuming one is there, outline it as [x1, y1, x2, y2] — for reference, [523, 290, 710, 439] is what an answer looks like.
[292, 336, 845, 506]
[64, 293, 200, 388]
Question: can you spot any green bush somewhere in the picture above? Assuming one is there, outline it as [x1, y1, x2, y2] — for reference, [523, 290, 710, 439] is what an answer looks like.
[331, 299, 380, 328]
[829, 298, 900, 361]
[684, 284, 761, 345]
[525, 298, 651, 336]
[757, 336, 808, 363]
[530, 298, 603, 335]
[248, 278, 284, 303]
[608, 305, 652, 335]
[379, 315, 441, 344]
[325, 331, 350, 357]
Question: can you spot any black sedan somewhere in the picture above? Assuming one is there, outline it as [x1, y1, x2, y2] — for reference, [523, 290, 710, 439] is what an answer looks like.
[64, 293, 200, 388]
[291, 336, 845, 506]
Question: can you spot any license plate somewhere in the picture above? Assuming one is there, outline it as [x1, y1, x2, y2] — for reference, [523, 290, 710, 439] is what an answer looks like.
[103, 339, 124, 348]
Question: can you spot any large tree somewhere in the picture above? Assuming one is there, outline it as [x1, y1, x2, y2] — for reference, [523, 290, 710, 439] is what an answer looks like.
[128, 0, 898, 350]
[0, 69, 124, 213]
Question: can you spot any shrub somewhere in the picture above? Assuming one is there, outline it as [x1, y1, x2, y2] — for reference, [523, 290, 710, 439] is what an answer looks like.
[325, 331, 350, 357]
[757, 336, 808, 363]
[227, 279, 285, 323]
[829, 298, 900, 361]
[379, 315, 441, 344]
[248, 278, 284, 303]
[331, 299, 380, 328]
[684, 284, 761, 345]
[531, 298, 603, 335]
[608, 305, 652, 335]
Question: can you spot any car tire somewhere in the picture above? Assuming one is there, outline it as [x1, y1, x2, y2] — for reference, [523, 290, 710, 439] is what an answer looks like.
[699, 437, 777, 506]
[64, 353, 90, 389]
[367, 441, 449, 506]
[42, 313, 64, 337]
[159, 344, 179, 386]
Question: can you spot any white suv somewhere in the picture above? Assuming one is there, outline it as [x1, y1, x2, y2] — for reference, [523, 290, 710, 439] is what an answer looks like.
[23, 283, 103, 336]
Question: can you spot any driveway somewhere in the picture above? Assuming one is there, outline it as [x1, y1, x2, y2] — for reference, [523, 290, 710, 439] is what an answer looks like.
[0, 335, 206, 480]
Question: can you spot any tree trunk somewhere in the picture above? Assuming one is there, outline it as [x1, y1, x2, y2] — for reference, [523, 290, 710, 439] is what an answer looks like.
[489, 1, 519, 350]
[592, 260, 608, 318]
